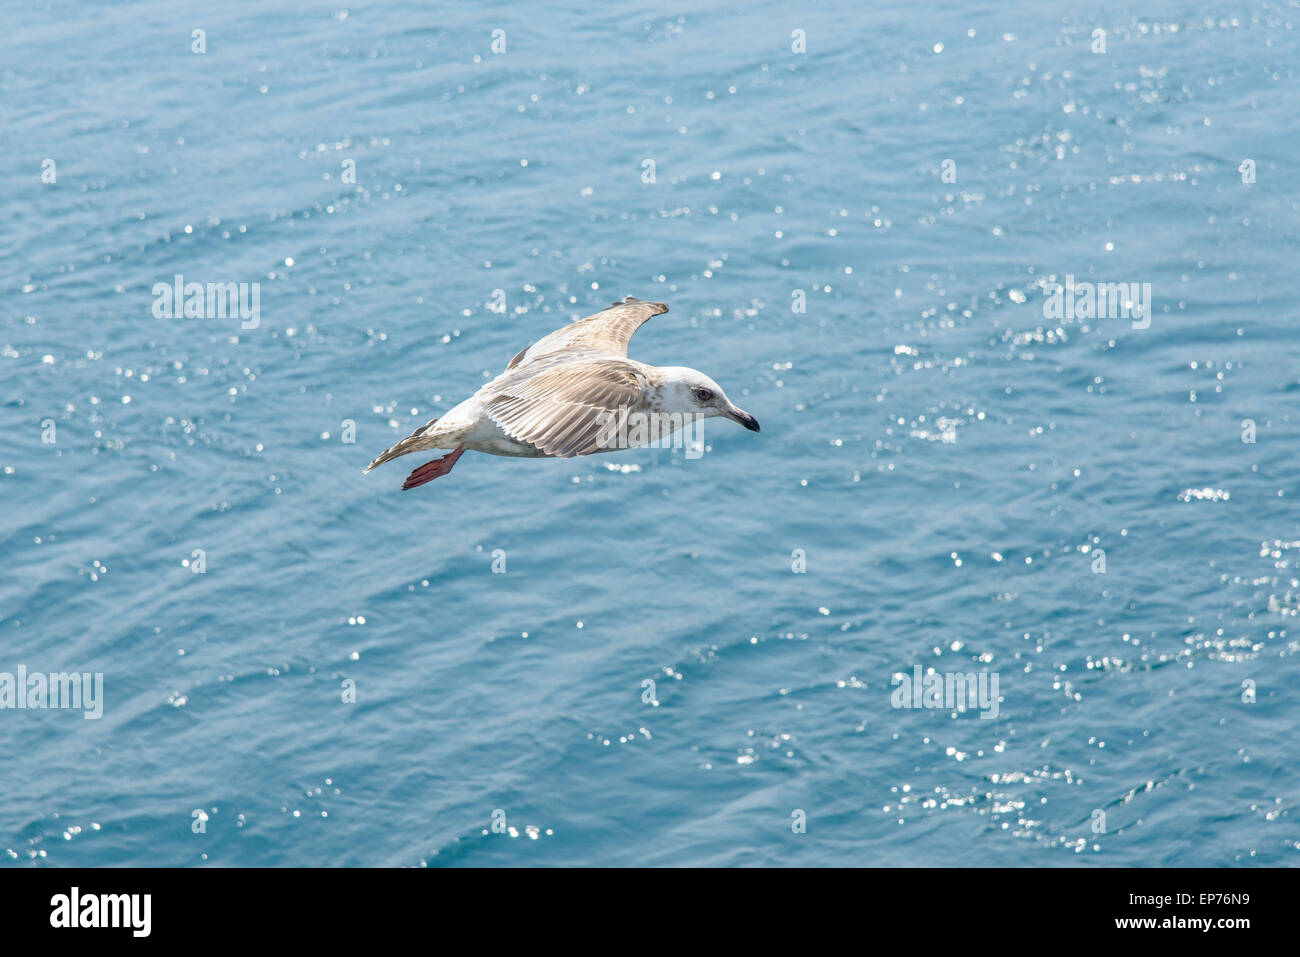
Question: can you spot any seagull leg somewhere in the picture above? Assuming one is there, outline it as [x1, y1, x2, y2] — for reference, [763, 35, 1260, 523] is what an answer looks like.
[401, 444, 467, 490]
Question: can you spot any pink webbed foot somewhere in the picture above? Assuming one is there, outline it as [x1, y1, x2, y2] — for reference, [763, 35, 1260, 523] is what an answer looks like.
[401, 444, 467, 490]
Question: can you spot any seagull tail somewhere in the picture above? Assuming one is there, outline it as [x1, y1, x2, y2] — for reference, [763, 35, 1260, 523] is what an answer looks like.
[364, 418, 439, 473]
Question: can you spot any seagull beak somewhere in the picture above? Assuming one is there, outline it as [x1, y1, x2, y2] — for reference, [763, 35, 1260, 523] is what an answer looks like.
[724, 405, 761, 433]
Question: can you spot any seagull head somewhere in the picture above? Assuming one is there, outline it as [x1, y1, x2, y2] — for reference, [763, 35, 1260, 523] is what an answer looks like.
[657, 367, 760, 433]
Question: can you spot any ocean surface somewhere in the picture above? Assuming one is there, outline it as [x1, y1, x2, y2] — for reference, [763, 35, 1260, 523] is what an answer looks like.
[2, 0, 1297, 867]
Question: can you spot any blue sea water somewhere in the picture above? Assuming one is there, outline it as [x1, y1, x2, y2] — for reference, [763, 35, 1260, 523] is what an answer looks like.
[2, 0, 1298, 867]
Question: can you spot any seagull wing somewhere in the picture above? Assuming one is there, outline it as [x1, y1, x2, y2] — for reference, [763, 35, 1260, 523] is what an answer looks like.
[507, 296, 668, 369]
[484, 358, 648, 457]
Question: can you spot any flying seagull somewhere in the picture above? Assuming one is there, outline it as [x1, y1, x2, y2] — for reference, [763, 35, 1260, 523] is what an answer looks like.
[365, 296, 760, 489]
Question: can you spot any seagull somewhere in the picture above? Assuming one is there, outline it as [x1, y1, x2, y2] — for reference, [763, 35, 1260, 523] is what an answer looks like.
[365, 296, 760, 489]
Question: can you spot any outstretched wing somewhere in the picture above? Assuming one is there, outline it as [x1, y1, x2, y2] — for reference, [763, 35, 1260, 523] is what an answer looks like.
[484, 359, 648, 457]
[507, 296, 668, 369]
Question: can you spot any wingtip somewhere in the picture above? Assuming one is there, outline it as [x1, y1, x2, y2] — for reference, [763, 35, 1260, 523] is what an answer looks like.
[614, 295, 668, 315]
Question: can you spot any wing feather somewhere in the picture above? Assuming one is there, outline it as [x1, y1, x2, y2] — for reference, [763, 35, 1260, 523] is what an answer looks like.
[511, 296, 667, 365]
[483, 359, 648, 457]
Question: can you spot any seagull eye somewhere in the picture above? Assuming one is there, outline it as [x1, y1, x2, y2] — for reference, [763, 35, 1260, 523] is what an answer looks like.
[693, 388, 714, 402]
